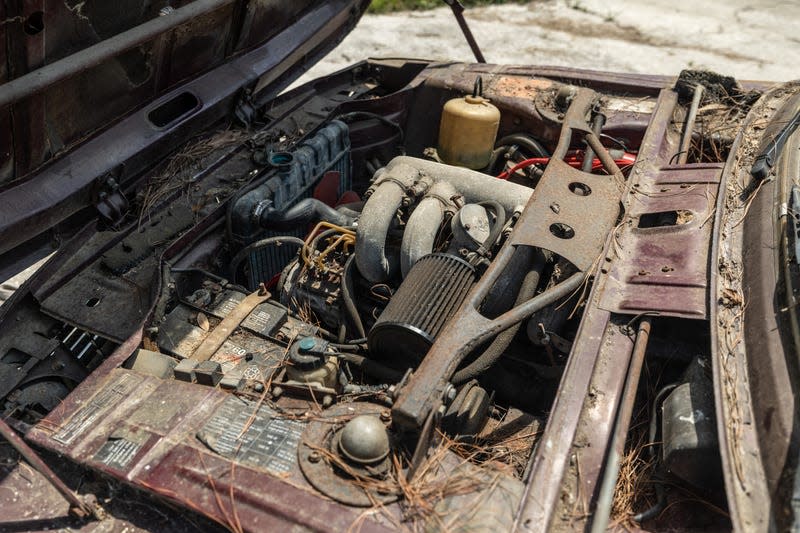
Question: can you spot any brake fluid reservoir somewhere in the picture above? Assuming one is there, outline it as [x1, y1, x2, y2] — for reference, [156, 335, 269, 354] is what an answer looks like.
[438, 78, 500, 169]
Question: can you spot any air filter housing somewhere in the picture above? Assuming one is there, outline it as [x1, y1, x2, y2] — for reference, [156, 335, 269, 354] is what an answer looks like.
[368, 253, 476, 366]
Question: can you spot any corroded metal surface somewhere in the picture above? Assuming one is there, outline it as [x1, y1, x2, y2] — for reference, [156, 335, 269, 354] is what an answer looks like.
[298, 402, 397, 507]
[509, 90, 623, 271]
[516, 87, 700, 531]
[597, 89, 722, 319]
[28, 362, 393, 532]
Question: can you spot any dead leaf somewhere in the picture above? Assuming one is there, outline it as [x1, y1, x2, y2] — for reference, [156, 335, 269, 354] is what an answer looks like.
[197, 312, 210, 331]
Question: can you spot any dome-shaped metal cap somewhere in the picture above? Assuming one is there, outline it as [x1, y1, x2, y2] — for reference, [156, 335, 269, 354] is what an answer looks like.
[338, 415, 390, 465]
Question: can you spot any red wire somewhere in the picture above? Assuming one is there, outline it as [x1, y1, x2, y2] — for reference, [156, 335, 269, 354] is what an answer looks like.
[496, 158, 549, 180]
[496, 151, 637, 180]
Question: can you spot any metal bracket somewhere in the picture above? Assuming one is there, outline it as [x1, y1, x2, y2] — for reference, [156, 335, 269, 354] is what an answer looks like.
[94, 176, 129, 225]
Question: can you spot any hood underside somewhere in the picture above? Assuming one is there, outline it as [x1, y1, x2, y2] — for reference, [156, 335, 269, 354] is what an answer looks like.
[0, 0, 370, 272]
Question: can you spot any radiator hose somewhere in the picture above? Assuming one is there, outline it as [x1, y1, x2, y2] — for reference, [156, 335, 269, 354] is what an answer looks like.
[452, 249, 545, 384]
[259, 198, 355, 230]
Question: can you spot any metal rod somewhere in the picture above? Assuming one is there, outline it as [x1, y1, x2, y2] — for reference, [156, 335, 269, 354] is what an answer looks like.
[0, 417, 94, 518]
[582, 112, 606, 173]
[69, 332, 89, 353]
[677, 84, 705, 165]
[590, 317, 652, 533]
[0, 0, 236, 109]
[61, 327, 79, 345]
[631, 381, 677, 523]
[443, 0, 486, 63]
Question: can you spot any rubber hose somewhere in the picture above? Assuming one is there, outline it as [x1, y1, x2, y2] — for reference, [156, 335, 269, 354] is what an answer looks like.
[487, 134, 549, 173]
[228, 236, 305, 282]
[495, 134, 549, 158]
[337, 352, 404, 383]
[260, 198, 354, 230]
[341, 255, 366, 339]
[452, 251, 545, 384]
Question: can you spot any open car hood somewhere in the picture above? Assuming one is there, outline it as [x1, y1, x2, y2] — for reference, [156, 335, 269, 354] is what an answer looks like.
[0, 0, 370, 276]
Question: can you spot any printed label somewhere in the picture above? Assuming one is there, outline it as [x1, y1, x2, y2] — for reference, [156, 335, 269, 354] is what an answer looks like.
[52, 372, 140, 445]
[197, 396, 305, 475]
[94, 438, 142, 470]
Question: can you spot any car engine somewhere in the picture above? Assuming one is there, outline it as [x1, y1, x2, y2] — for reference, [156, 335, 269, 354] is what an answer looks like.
[0, 59, 773, 531]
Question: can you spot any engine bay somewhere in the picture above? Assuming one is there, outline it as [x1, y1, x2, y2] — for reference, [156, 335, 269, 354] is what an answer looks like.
[0, 59, 772, 531]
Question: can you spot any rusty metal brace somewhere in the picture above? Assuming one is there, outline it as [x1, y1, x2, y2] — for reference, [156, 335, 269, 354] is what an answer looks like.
[0, 417, 104, 520]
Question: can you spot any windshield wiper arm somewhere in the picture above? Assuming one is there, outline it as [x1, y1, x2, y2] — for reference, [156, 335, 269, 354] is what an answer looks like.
[751, 106, 800, 180]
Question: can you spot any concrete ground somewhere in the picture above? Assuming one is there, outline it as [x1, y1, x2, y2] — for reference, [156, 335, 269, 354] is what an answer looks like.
[298, 0, 800, 86]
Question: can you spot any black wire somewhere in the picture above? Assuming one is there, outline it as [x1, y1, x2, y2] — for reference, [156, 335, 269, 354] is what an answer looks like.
[669, 150, 688, 165]
[332, 337, 367, 346]
[228, 236, 304, 283]
[599, 133, 630, 152]
[472, 76, 483, 97]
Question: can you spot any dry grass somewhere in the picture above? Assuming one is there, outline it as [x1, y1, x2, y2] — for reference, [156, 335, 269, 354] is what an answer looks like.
[447, 414, 543, 477]
[610, 420, 658, 528]
[137, 128, 251, 227]
[297, 421, 542, 532]
[685, 90, 758, 165]
[299, 433, 485, 532]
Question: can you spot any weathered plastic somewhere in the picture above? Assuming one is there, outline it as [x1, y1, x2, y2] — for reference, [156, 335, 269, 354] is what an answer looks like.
[437, 95, 500, 169]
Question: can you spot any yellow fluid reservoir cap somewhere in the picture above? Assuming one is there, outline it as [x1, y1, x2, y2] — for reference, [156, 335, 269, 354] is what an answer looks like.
[464, 95, 488, 105]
